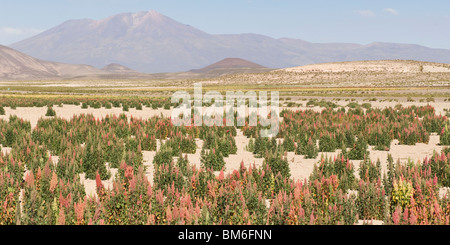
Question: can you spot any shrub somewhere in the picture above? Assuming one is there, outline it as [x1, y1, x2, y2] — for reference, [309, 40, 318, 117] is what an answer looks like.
[45, 107, 56, 117]
[382, 154, 394, 199]
[92, 101, 101, 109]
[0, 115, 31, 147]
[318, 132, 338, 152]
[282, 136, 296, 152]
[422, 151, 450, 187]
[359, 157, 382, 183]
[356, 179, 386, 220]
[310, 154, 356, 191]
[422, 115, 446, 133]
[426, 97, 435, 102]
[103, 138, 125, 168]
[0, 162, 21, 224]
[390, 178, 414, 211]
[103, 164, 151, 225]
[176, 153, 191, 177]
[162, 134, 197, 156]
[180, 136, 198, 154]
[252, 136, 277, 158]
[153, 145, 174, 167]
[348, 135, 369, 160]
[56, 145, 83, 180]
[112, 101, 121, 108]
[125, 137, 140, 151]
[123, 148, 144, 173]
[11, 138, 50, 174]
[440, 124, 450, 145]
[346, 102, 360, 109]
[153, 161, 186, 195]
[296, 137, 318, 159]
[344, 130, 355, 148]
[200, 148, 225, 171]
[140, 133, 157, 151]
[397, 123, 429, 145]
[264, 151, 290, 178]
[361, 103, 372, 109]
[246, 138, 255, 152]
[367, 127, 391, 151]
[82, 139, 110, 180]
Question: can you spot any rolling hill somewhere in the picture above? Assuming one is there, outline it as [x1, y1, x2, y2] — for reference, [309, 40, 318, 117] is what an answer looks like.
[101, 63, 139, 74]
[190, 58, 271, 75]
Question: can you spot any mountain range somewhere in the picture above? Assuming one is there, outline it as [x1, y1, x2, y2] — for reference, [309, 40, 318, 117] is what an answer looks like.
[9, 10, 450, 73]
[0, 43, 272, 80]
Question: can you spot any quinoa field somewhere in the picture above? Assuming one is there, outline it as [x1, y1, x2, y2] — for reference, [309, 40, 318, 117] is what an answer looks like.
[0, 89, 449, 226]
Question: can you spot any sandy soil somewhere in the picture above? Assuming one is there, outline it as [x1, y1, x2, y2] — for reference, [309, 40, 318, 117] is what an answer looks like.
[222, 129, 265, 174]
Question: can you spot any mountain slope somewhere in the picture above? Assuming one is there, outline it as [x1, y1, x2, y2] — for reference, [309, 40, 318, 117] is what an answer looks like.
[0, 44, 58, 80]
[0, 44, 105, 80]
[10, 10, 450, 73]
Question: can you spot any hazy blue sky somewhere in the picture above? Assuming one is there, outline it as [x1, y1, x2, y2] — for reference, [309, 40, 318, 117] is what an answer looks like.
[1, 0, 450, 49]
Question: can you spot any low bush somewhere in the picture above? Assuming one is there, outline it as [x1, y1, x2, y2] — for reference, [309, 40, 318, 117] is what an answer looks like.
[45, 107, 56, 117]
[310, 153, 357, 191]
[348, 135, 369, 160]
[440, 124, 450, 145]
[200, 148, 226, 171]
[296, 137, 318, 159]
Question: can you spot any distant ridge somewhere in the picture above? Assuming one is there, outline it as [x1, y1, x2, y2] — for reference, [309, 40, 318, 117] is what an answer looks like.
[2, 44, 450, 81]
[10, 10, 450, 73]
[0, 45, 269, 81]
